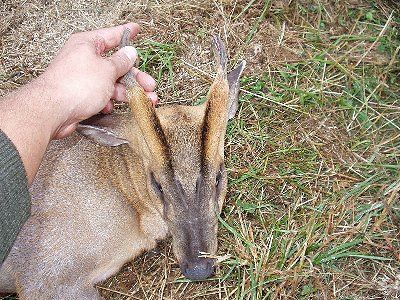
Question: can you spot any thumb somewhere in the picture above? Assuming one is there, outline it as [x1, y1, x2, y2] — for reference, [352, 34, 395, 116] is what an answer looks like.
[107, 46, 137, 80]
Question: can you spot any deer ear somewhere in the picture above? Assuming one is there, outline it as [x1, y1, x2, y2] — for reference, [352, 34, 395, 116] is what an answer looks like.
[227, 60, 246, 120]
[76, 114, 129, 147]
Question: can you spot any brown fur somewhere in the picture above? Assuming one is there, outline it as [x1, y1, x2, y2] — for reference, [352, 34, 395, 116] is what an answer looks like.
[202, 75, 230, 162]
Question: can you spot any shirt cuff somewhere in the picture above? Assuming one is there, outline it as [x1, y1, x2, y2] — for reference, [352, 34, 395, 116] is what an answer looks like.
[0, 130, 31, 265]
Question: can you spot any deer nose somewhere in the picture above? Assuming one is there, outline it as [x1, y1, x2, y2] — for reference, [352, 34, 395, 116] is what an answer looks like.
[181, 258, 215, 281]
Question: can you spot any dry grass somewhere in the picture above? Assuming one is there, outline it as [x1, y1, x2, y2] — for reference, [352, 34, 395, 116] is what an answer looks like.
[1, 0, 399, 299]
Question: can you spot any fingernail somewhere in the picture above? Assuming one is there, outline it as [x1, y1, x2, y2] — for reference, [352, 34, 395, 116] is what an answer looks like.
[121, 46, 137, 62]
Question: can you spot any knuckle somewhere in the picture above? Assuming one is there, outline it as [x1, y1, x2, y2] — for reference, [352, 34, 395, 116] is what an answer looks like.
[93, 35, 106, 54]
[109, 52, 131, 74]
[66, 33, 91, 51]
[118, 52, 131, 68]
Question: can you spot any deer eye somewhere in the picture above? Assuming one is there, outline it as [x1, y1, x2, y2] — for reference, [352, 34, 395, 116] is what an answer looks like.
[216, 165, 224, 187]
[151, 173, 163, 196]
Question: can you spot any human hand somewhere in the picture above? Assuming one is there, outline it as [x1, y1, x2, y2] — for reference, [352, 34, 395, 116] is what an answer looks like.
[38, 22, 157, 139]
[0, 23, 156, 184]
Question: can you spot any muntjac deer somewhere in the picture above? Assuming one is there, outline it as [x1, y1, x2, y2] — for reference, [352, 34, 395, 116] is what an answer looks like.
[0, 29, 245, 299]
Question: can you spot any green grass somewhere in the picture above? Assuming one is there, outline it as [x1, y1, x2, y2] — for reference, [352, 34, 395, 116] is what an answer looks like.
[219, 1, 399, 298]
[137, 39, 177, 87]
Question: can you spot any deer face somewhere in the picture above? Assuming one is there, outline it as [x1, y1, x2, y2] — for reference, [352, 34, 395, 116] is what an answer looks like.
[142, 50, 244, 279]
[77, 35, 245, 281]
[145, 104, 228, 280]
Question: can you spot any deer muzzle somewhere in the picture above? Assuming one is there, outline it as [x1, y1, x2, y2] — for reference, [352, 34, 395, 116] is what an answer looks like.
[180, 257, 216, 280]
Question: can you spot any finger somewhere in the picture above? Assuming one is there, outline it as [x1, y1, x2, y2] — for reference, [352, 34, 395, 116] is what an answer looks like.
[107, 46, 138, 80]
[101, 100, 114, 114]
[145, 92, 158, 105]
[89, 23, 140, 52]
[112, 83, 127, 102]
[132, 68, 157, 92]
[53, 123, 78, 140]
[112, 83, 157, 105]
[111, 68, 157, 98]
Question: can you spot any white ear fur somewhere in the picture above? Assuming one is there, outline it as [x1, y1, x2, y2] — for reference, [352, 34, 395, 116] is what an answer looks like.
[76, 114, 129, 147]
[76, 124, 128, 147]
[227, 60, 246, 120]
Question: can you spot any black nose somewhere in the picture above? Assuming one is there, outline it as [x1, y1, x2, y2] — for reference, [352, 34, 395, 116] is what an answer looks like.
[181, 259, 215, 281]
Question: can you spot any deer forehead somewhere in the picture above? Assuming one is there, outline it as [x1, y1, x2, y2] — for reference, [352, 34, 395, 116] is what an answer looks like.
[156, 105, 206, 156]
[155, 104, 206, 191]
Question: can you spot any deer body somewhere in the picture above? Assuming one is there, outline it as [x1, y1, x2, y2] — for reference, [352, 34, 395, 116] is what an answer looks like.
[0, 32, 245, 299]
[0, 106, 202, 298]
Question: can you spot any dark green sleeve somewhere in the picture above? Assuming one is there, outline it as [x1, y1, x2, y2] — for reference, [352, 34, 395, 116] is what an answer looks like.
[0, 130, 31, 265]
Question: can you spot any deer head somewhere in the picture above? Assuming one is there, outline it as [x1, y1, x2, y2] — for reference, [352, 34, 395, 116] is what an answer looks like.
[77, 31, 245, 280]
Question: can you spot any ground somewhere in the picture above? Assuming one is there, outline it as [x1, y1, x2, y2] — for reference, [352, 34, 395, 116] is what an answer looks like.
[1, 0, 399, 299]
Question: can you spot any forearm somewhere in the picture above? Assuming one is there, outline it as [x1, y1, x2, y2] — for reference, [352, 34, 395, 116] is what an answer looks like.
[0, 78, 64, 184]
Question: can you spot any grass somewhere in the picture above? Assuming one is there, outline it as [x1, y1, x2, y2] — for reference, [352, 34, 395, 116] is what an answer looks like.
[218, 1, 399, 298]
[1, 0, 399, 299]
[137, 39, 177, 88]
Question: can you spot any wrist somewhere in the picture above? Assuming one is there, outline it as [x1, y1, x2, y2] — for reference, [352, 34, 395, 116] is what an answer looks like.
[28, 75, 71, 139]
[0, 79, 62, 184]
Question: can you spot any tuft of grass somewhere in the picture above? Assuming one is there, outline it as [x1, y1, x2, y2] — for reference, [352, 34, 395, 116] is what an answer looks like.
[137, 39, 177, 88]
[245, 0, 271, 44]
[221, 1, 399, 298]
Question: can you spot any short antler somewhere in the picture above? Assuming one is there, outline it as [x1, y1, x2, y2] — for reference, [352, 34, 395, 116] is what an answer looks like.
[202, 36, 230, 162]
[120, 29, 170, 165]
[120, 28, 139, 89]
[212, 35, 228, 76]
[202, 36, 245, 164]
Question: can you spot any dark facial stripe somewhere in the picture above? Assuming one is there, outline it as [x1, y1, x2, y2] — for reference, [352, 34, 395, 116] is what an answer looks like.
[149, 108, 174, 170]
[172, 175, 190, 209]
[200, 101, 212, 172]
